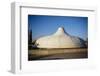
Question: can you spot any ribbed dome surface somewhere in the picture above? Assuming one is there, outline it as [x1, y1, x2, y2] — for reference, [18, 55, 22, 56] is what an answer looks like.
[36, 27, 86, 48]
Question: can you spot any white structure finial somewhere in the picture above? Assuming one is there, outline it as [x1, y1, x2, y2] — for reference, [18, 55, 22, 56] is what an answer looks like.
[54, 27, 68, 35]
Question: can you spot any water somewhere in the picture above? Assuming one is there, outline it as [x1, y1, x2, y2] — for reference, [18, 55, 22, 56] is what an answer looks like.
[28, 48, 88, 61]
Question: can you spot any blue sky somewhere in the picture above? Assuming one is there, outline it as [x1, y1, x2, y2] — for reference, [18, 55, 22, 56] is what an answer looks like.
[28, 15, 88, 40]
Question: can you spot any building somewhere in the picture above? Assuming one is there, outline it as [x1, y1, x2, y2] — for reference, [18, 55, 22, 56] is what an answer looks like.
[35, 27, 86, 48]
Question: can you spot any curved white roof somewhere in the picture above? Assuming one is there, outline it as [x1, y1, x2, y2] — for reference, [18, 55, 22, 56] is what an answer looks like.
[36, 27, 86, 48]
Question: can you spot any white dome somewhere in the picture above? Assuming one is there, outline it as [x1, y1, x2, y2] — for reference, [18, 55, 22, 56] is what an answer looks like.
[35, 27, 86, 48]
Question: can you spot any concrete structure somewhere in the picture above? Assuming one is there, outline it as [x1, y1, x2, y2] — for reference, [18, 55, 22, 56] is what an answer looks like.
[35, 27, 86, 48]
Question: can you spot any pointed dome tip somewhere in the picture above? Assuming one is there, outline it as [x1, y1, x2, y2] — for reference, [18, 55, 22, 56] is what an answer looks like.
[53, 26, 65, 35]
[58, 26, 64, 31]
[54, 26, 69, 36]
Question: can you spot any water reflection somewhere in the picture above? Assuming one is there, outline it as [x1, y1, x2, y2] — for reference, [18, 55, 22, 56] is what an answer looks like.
[28, 48, 88, 60]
